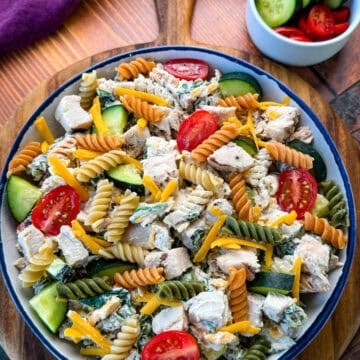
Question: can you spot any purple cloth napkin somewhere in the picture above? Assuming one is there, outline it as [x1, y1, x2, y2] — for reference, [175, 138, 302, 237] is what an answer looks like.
[0, 0, 81, 55]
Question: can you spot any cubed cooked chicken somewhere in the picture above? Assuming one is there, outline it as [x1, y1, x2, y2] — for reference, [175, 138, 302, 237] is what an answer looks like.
[17, 225, 46, 261]
[263, 292, 296, 323]
[56, 226, 89, 267]
[152, 306, 188, 334]
[208, 143, 255, 173]
[184, 291, 232, 331]
[55, 95, 92, 132]
[216, 248, 260, 280]
[144, 247, 192, 279]
[255, 106, 300, 142]
[294, 234, 330, 276]
[122, 125, 150, 158]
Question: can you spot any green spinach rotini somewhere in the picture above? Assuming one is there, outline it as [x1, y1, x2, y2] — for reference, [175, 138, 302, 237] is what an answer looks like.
[319, 180, 349, 228]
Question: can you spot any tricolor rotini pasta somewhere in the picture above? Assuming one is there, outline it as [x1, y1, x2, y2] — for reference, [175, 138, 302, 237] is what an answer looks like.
[104, 190, 139, 243]
[85, 179, 113, 232]
[7, 141, 42, 177]
[6, 56, 350, 360]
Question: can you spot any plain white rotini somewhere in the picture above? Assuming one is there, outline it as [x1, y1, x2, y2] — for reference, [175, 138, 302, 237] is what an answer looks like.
[18, 240, 55, 287]
[133, 75, 174, 105]
[85, 179, 113, 232]
[102, 316, 140, 360]
[179, 160, 224, 193]
[149, 65, 180, 91]
[48, 137, 77, 166]
[245, 148, 272, 187]
[104, 190, 140, 243]
[163, 185, 213, 232]
[79, 70, 98, 110]
[76, 150, 126, 182]
[98, 242, 149, 266]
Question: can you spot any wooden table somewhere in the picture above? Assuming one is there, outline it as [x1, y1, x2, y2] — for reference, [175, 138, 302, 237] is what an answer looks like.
[0, 1, 359, 359]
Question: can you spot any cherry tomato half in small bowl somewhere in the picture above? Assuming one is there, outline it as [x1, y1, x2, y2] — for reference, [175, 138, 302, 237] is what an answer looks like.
[177, 110, 217, 152]
[141, 330, 200, 360]
[32, 185, 80, 235]
[308, 4, 335, 38]
[276, 169, 317, 219]
[164, 59, 209, 81]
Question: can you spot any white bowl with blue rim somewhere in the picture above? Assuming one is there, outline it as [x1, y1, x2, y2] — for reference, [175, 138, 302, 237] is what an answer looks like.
[246, 0, 360, 66]
[0, 46, 356, 359]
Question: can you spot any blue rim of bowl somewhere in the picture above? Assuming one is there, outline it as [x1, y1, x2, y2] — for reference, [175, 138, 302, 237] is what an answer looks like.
[0, 45, 356, 360]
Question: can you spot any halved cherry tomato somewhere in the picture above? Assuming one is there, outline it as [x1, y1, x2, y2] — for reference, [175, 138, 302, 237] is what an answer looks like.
[333, 22, 349, 36]
[32, 185, 80, 235]
[177, 110, 217, 151]
[276, 169, 317, 219]
[308, 4, 335, 38]
[299, 14, 310, 35]
[274, 26, 306, 38]
[332, 6, 350, 23]
[289, 35, 312, 42]
[141, 331, 200, 360]
[164, 59, 209, 81]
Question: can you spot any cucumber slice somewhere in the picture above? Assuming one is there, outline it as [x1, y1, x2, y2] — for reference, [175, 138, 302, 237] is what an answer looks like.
[46, 256, 75, 283]
[92, 105, 128, 136]
[249, 271, 295, 295]
[302, 0, 312, 8]
[311, 194, 330, 218]
[106, 163, 144, 195]
[323, 0, 345, 9]
[255, 0, 297, 28]
[286, 140, 327, 182]
[6, 176, 42, 222]
[86, 259, 136, 278]
[219, 72, 263, 99]
[234, 136, 258, 156]
[29, 282, 67, 333]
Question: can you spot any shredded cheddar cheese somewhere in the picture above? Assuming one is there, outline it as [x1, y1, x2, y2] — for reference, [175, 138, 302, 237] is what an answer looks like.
[160, 179, 178, 201]
[218, 321, 261, 335]
[34, 116, 55, 144]
[41, 141, 50, 153]
[71, 220, 109, 254]
[194, 215, 227, 263]
[73, 149, 104, 160]
[90, 97, 108, 135]
[143, 175, 162, 202]
[137, 118, 148, 128]
[64, 311, 111, 352]
[292, 256, 302, 304]
[270, 210, 297, 227]
[48, 156, 89, 201]
[116, 87, 168, 106]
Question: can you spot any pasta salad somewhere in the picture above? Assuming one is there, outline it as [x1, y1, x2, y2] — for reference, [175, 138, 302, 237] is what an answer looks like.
[5, 57, 349, 360]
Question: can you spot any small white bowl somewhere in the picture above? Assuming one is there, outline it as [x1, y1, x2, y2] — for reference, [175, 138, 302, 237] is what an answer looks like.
[246, 0, 360, 66]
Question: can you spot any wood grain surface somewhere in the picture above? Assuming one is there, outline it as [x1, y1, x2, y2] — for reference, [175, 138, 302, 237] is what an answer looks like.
[0, 1, 359, 359]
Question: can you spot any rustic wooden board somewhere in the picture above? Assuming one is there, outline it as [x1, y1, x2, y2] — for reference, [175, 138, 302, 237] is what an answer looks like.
[0, 1, 359, 359]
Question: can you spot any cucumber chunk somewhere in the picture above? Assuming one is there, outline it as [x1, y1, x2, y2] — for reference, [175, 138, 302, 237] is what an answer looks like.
[6, 176, 42, 222]
[46, 256, 75, 283]
[324, 0, 345, 9]
[29, 282, 67, 333]
[286, 140, 327, 182]
[249, 271, 295, 295]
[255, 0, 297, 28]
[311, 194, 330, 218]
[234, 136, 258, 156]
[106, 163, 144, 195]
[86, 259, 136, 278]
[92, 104, 128, 136]
[302, 0, 312, 8]
[219, 72, 263, 99]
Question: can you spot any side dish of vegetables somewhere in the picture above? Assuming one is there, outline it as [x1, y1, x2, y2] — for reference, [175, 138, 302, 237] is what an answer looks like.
[5, 56, 349, 360]
[256, 0, 351, 42]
